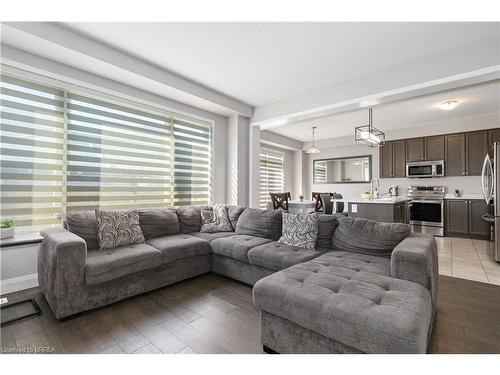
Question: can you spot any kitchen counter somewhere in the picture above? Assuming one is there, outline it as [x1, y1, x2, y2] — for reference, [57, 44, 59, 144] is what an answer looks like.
[444, 194, 484, 200]
[347, 197, 412, 204]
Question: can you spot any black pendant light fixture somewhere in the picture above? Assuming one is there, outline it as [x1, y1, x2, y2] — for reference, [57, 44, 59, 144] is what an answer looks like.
[355, 108, 385, 147]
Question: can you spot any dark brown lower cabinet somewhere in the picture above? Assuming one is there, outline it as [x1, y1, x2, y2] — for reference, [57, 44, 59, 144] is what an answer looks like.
[445, 199, 490, 240]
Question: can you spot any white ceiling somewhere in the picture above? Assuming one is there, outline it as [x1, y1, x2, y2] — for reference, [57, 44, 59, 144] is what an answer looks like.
[62, 22, 499, 107]
[270, 82, 500, 142]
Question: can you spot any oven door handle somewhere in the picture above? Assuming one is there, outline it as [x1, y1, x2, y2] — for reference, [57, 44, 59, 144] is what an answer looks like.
[409, 200, 444, 204]
[406, 203, 412, 224]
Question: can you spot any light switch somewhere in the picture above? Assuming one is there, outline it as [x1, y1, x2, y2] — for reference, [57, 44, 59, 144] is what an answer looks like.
[351, 204, 357, 213]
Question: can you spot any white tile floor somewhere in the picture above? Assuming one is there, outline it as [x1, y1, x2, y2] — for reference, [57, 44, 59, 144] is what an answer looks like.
[436, 237, 500, 285]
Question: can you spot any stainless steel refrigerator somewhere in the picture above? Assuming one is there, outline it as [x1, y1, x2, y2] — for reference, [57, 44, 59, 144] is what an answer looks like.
[481, 142, 500, 262]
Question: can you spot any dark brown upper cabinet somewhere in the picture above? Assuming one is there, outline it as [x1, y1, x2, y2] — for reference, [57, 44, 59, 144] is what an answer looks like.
[424, 136, 445, 161]
[466, 130, 488, 176]
[445, 133, 466, 176]
[379, 128, 499, 179]
[405, 136, 444, 162]
[379, 140, 406, 178]
[488, 128, 500, 148]
[379, 141, 393, 178]
[392, 140, 406, 177]
[405, 138, 425, 162]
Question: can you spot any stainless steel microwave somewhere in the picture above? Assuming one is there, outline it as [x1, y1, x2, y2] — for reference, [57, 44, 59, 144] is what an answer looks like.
[406, 160, 445, 178]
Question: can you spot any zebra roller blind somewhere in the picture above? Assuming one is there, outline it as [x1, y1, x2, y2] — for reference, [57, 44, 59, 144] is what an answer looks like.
[1, 74, 213, 233]
[259, 148, 285, 208]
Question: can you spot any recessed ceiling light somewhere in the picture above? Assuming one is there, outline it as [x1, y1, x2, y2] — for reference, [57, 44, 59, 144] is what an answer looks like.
[439, 101, 459, 110]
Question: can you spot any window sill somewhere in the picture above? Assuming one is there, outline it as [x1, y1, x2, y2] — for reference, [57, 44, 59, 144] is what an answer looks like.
[0, 232, 43, 249]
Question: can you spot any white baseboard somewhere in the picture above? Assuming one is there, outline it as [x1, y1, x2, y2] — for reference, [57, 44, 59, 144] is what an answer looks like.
[0, 273, 39, 295]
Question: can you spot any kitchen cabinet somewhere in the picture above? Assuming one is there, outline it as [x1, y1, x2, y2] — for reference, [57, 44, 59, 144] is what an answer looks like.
[445, 133, 466, 176]
[424, 135, 445, 161]
[405, 136, 444, 162]
[379, 140, 406, 178]
[466, 130, 488, 176]
[445, 199, 490, 240]
[406, 138, 425, 162]
[468, 200, 491, 238]
[488, 128, 500, 148]
[392, 140, 406, 177]
[378, 128, 500, 179]
[380, 141, 393, 178]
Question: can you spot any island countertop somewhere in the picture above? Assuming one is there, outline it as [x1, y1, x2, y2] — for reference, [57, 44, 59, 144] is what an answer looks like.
[346, 197, 412, 204]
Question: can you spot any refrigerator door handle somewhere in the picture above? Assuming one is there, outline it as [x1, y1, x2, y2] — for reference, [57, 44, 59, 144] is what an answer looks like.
[481, 153, 493, 204]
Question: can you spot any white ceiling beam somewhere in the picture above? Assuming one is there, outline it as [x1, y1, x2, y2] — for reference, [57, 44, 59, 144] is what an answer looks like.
[252, 37, 500, 129]
[2, 22, 254, 117]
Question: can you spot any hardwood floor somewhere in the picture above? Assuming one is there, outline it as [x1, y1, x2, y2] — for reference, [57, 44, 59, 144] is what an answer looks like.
[1, 273, 500, 354]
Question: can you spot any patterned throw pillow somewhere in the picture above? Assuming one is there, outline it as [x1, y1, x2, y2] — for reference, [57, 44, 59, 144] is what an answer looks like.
[95, 210, 145, 251]
[200, 204, 233, 233]
[278, 213, 319, 250]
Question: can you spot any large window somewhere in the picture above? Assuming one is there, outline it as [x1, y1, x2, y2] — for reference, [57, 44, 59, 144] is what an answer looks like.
[259, 148, 285, 208]
[1, 74, 213, 233]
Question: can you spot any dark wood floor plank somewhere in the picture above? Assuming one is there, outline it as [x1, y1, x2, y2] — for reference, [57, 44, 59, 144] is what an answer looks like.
[2, 273, 500, 354]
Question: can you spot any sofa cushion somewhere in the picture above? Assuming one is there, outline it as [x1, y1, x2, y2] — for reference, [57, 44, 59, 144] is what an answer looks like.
[176, 206, 208, 233]
[316, 214, 339, 249]
[64, 210, 98, 249]
[279, 213, 318, 250]
[332, 217, 410, 258]
[86, 243, 161, 285]
[211, 235, 273, 263]
[227, 206, 246, 230]
[252, 252, 433, 353]
[95, 209, 145, 251]
[235, 208, 282, 240]
[308, 250, 391, 276]
[147, 233, 210, 264]
[247, 241, 328, 271]
[190, 231, 236, 242]
[200, 205, 233, 233]
[139, 208, 179, 239]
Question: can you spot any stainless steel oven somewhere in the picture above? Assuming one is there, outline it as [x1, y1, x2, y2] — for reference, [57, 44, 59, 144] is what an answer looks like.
[406, 160, 445, 178]
[407, 186, 445, 236]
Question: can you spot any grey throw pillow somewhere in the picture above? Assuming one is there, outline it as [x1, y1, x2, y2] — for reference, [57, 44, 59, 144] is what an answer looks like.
[200, 204, 233, 233]
[95, 210, 145, 251]
[332, 216, 410, 258]
[279, 213, 319, 250]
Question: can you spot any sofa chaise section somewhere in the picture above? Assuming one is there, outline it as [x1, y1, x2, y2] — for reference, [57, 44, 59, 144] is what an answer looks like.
[253, 251, 433, 354]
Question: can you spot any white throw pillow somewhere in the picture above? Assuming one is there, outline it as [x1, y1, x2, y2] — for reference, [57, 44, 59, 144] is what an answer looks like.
[200, 204, 233, 233]
[278, 213, 319, 250]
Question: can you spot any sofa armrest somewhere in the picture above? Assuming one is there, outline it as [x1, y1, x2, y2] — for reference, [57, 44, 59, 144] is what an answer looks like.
[38, 228, 87, 318]
[391, 233, 438, 306]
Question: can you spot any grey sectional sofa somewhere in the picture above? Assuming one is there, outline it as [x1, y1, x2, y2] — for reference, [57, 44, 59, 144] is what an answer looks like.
[38, 205, 438, 354]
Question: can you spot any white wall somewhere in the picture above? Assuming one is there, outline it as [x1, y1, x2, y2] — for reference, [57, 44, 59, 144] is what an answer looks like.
[304, 114, 500, 200]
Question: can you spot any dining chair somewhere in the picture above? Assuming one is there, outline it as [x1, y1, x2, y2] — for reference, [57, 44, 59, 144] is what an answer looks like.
[269, 192, 291, 211]
[320, 193, 334, 214]
[312, 192, 332, 212]
[331, 193, 344, 213]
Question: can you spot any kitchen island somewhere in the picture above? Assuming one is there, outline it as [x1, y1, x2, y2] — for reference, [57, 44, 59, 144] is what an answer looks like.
[347, 197, 411, 223]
